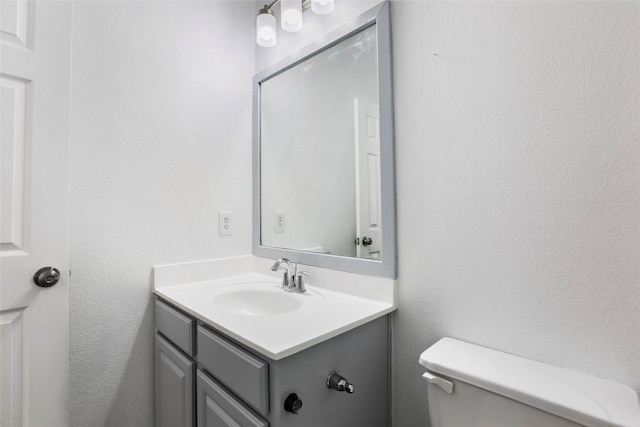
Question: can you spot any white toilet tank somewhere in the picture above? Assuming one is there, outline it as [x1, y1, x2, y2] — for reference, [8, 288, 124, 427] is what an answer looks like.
[419, 338, 640, 427]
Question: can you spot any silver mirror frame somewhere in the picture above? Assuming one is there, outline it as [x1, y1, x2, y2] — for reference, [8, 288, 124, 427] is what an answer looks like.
[252, 1, 396, 278]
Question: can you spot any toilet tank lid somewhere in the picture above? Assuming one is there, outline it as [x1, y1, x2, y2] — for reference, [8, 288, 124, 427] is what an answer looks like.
[419, 338, 640, 427]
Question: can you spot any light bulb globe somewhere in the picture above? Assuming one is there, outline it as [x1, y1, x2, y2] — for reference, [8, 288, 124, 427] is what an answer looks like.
[311, 0, 334, 15]
[281, 0, 302, 32]
[256, 8, 277, 47]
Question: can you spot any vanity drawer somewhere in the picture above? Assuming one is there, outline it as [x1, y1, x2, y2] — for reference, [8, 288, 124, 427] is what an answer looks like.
[196, 370, 268, 427]
[155, 299, 195, 357]
[197, 325, 269, 416]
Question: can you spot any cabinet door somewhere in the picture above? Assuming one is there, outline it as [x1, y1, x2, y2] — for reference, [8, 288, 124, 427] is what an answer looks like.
[155, 334, 195, 427]
[196, 371, 268, 427]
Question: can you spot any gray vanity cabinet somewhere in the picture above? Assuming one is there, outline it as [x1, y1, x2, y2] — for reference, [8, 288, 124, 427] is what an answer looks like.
[155, 297, 390, 427]
[155, 298, 269, 427]
[155, 335, 195, 427]
[265, 315, 389, 427]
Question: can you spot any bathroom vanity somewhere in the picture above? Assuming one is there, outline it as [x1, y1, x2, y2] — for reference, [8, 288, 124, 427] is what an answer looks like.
[152, 263, 396, 427]
[154, 282, 391, 427]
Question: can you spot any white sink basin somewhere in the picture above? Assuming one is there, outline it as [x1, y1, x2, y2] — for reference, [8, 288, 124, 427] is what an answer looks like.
[213, 289, 301, 316]
[154, 272, 394, 359]
[207, 282, 321, 317]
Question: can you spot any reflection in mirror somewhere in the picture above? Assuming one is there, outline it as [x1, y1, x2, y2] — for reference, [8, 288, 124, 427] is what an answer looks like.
[261, 25, 379, 259]
[253, 2, 395, 278]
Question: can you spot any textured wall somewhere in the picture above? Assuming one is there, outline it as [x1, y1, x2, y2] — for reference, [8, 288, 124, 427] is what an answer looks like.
[390, 2, 640, 426]
[68, 2, 254, 425]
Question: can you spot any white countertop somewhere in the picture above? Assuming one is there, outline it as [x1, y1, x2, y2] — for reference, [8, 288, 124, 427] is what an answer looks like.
[154, 272, 395, 360]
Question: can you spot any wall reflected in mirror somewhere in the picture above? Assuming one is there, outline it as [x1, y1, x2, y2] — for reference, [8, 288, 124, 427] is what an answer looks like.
[260, 25, 381, 260]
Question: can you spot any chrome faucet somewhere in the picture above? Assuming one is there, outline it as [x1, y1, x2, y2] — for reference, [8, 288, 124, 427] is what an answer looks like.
[270, 258, 307, 293]
[271, 258, 295, 289]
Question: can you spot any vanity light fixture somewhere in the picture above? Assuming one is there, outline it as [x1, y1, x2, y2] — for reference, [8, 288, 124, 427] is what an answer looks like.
[256, 5, 277, 47]
[281, 0, 303, 32]
[311, 0, 334, 15]
[256, 0, 334, 47]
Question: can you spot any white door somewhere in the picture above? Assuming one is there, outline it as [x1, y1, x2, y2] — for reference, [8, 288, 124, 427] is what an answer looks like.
[1, 1, 72, 425]
[354, 98, 381, 260]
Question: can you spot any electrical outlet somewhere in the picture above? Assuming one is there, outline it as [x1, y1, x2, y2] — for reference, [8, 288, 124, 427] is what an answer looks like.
[218, 212, 232, 236]
[275, 211, 286, 233]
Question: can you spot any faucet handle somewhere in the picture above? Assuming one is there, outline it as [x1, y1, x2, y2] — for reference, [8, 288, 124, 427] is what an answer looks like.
[295, 271, 309, 293]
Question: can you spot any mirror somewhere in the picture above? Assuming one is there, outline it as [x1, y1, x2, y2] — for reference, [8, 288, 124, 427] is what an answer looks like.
[252, 2, 395, 278]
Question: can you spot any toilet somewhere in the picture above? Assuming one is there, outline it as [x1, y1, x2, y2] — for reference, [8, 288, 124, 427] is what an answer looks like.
[419, 338, 640, 427]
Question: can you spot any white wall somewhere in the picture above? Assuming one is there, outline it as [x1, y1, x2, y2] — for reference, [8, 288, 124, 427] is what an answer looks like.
[68, 2, 254, 425]
[391, 1, 640, 425]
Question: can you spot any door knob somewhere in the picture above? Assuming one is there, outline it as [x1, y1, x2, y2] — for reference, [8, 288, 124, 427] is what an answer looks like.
[362, 237, 373, 247]
[33, 267, 60, 287]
